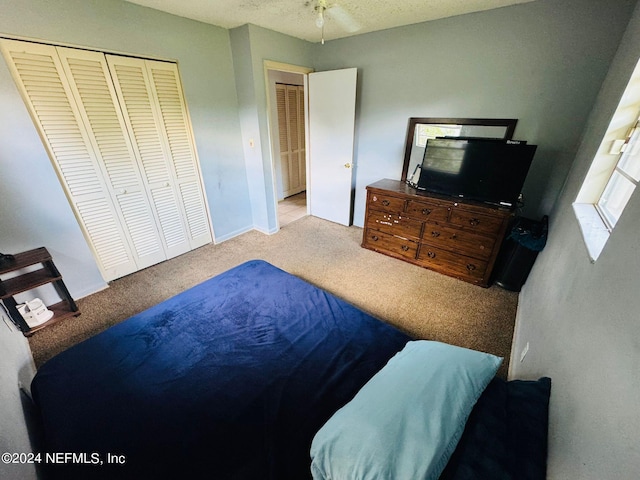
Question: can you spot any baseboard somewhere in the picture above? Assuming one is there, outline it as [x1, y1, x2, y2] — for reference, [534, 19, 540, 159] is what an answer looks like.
[214, 224, 255, 243]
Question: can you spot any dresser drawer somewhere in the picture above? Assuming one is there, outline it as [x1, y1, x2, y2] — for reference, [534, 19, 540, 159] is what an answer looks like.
[417, 244, 488, 283]
[367, 191, 405, 213]
[405, 199, 449, 223]
[363, 229, 418, 260]
[363, 179, 512, 287]
[366, 210, 422, 240]
[448, 208, 505, 234]
[421, 224, 496, 260]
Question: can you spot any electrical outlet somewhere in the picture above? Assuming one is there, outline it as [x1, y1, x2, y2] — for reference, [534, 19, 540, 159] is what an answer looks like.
[520, 342, 530, 362]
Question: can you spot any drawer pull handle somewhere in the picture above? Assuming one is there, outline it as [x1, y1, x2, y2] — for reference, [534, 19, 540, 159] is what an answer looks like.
[450, 233, 457, 240]
[401, 245, 410, 252]
[371, 235, 379, 241]
[382, 199, 390, 206]
[422, 208, 432, 215]
[427, 251, 436, 259]
[466, 264, 477, 271]
[469, 218, 480, 226]
[431, 231, 440, 238]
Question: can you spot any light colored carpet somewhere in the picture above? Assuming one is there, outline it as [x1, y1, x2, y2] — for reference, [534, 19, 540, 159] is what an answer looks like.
[28, 216, 518, 376]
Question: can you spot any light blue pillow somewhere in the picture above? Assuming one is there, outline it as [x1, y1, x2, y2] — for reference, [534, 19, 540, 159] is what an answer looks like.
[310, 340, 502, 480]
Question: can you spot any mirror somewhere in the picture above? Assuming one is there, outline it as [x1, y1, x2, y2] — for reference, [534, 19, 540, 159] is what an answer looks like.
[401, 117, 518, 183]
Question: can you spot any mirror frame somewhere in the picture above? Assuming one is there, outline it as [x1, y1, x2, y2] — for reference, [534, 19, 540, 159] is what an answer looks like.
[400, 117, 518, 182]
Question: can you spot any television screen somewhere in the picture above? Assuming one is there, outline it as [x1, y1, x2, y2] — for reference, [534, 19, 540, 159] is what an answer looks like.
[416, 137, 536, 207]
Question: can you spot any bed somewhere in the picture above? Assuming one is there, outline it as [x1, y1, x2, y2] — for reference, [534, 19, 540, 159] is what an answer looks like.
[30, 260, 550, 480]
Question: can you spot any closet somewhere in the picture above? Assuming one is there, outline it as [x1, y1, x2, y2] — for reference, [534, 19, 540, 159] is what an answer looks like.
[275, 83, 305, 198]
[0, 39, 212, 281]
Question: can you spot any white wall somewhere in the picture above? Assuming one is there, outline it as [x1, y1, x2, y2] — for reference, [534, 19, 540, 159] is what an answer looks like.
[0, 311, 38, 480]
[0, 0, 250, 298]
[511, 1, 640, 477]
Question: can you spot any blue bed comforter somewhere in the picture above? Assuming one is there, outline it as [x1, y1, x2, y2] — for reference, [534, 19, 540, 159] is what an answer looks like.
[31, 260, 412, 479]
[32, 260, 550, 480]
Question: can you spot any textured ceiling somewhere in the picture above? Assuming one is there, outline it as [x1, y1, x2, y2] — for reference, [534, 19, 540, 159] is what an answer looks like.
[123, 0, 537, 43]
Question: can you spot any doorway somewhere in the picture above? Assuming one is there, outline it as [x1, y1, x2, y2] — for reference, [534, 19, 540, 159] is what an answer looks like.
[265, 62, 312, 229]
[265, 62, 357, 229]
[278, 191, 307, 227]
[275, 81, 306, 226]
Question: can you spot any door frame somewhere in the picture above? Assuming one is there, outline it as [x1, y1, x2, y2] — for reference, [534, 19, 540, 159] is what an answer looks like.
[264, 60, 313, 231]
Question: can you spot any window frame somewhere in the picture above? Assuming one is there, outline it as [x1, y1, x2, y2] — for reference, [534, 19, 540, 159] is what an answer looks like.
[595, 119, 640, 230]
[573, 58, 640, 262]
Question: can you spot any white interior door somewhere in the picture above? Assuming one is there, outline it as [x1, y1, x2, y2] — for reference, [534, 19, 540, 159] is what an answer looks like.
[308, 68, 357, 226]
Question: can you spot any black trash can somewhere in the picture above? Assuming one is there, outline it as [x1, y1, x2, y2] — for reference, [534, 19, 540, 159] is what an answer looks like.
[492, 215, 548, 292]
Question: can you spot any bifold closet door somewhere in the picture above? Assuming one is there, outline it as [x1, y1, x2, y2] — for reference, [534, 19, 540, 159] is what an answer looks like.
[0, 39, 141, 280]
[276, 84, 306, 198]
[105, 55, 211, 253]
[57, 47, 171, 271]
[0, 39, 213, 281]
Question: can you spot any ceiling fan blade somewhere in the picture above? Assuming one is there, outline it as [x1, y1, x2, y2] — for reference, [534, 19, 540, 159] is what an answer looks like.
[328, 4, 362, 33]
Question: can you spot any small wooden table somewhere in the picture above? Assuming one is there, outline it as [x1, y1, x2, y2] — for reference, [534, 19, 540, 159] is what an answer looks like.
[0, 247, 79, 335]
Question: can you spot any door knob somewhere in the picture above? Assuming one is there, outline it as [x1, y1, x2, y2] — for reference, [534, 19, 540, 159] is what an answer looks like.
[344, 163, 352, 169]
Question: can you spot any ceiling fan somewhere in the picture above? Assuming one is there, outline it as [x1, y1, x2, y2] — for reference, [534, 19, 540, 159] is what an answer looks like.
[309, 0, 362, 44]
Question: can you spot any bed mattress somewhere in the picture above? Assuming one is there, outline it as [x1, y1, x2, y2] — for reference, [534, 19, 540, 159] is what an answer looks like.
[31, 260, 412, 479]
[31, 259, 550, 480]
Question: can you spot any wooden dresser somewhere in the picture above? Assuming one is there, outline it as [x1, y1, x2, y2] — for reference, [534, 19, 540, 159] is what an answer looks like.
[362, 179, 513, 287]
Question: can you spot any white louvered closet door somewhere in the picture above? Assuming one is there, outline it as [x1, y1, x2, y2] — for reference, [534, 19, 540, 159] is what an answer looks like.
[292, 84, 306, 193]
[276, 84, 306, 198]
[107, 55, 212, 253]
[1, 39, 213, 282]
[276, 84, 291, 196]
[0, 39, 140, 280]
[56, 47, 167, 270]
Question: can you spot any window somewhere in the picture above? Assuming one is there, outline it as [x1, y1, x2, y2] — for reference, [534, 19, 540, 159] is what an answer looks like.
[574, 58, 640, 262]
[596, 119, 640, 229]
[415, 124, 461, 148]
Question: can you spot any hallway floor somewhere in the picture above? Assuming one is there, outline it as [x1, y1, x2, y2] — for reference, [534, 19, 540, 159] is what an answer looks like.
[278, 191, 307, 227]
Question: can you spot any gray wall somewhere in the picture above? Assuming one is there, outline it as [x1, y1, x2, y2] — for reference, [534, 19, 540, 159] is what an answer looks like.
[230, 3, 640, 476]
[312, 0, 635, 227]
[0, 311, 37, 480]
[230, 24, 313, 234]
[2, 0, 631, 295]
[2, 0, 640, 477]
[0, 0, 250, 298]
[511, 1, 640, 478]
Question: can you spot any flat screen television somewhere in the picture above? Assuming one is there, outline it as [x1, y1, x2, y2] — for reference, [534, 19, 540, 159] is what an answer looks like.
[416, 137, 537, 207]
